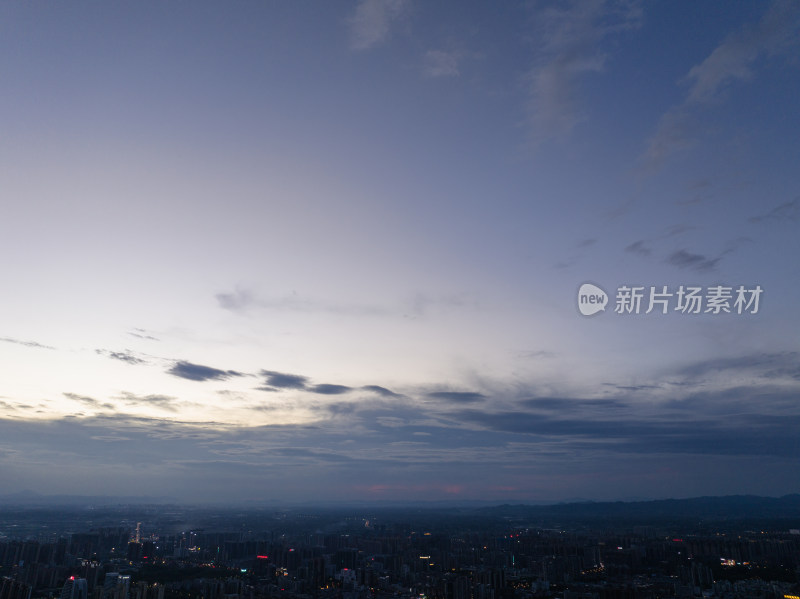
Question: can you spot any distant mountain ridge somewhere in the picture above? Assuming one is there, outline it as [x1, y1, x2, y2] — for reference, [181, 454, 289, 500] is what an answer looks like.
[1, 492, 799, 522]
[477, 494, 800, 522]
[0, 490, 176, 506]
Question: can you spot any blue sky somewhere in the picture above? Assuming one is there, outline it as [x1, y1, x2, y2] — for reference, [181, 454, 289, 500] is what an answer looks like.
[1, 0, 798, 504]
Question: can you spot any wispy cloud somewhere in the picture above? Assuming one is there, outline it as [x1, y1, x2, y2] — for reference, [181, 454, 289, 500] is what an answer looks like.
[128, 328, 159, 341]
[601, 384, 659, 393]
[749, 197, 800, 224]
[643, 107, 697, 168]
[666, 249, 720, 272]
[521, 397, 628, 411]
[216, 287, 387, 317]
[644, 0, 800, 167]
[215, 288, 257, 312]
[0, 336, 55, 350]
[685, 1, 800, 104]
[428, 391, 486, 403]
[348, 0, 408, 51]
[168, 361, 244, 382]
[403, 292, 476, 319]
[375, 416, 406, 428]
[217, 287, 476, 321]
[664, 224, 695, 237]
[116, 392, 181, 412]
[96, 349, 147, 365]
[63, 392, 114, 411]
[361, 385, 402, 398]
[423, 49, 461, 78]
[552, 235, 606, 269]
[525, 0, 642, 145]
[671, 351, 800, 383]
[625, 240, 652, 256]
[0, 400, 39, 413]
[516, 350, 557, 360]
[678, 179, 714, 206]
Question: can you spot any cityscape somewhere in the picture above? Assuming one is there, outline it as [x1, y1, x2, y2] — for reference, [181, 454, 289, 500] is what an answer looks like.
[1, 497, 800, 599]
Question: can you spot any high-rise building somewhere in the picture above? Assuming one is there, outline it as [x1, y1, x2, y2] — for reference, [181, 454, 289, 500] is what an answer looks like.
[60, 577, 88, 599]
[102, 573, 130, 599]
[0, 577, 32, 599]
[126, 543, 142, 562]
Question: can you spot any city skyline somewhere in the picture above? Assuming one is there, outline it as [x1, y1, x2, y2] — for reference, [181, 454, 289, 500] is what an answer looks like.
[0, 1, 799, 503]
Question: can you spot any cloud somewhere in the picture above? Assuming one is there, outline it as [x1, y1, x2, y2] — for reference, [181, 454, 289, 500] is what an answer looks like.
[722, 236, 754, 254]
[623, 227, 694, 260]
[361, 385, 402, 397]
[525, 0, 642, 145]
[257, 373, 398, 398]
[625, 240, 651, 256]
[63, 392, 114, 411]
[403, 292, 473, 318]
[749, 197, 800, 223]
[685, 0, 800, 104]
[662, 385, 800, 417]
[672, 352, 800, 382]
[450, 404, 800, 459]
[168, 361, 244, 382]
[215, 288, 257, 312]
[689, 179, 712, 190]
[0, 337, 55, 350]
[664, 224, 695, 237]
[128, 328, 159, 341]
[217, 288, 472, 321]
[3, 369, 800, 500]
[643, 107, 698, 168]
[376, 416, 406, 428]
[261, 370, 308, 389]
[666, 249, 720, 272]
[348, 0, 408, 51]
[116, 392, 181, 412]
[602, 384, 659, 392]
[309, 384, 352, 395]
[428, 391, 486, 403]
[320, 402, 359, 416]
[521, 397, 627, 411]
[516, 350, 557, 360]
[679, 180, 714, 206]
[216, 287, 387, 317]
[96, 349, 147, 365]
[645, 0, 800, 167]
[0, 400, 39, 413]
[423, 49, 461, 78]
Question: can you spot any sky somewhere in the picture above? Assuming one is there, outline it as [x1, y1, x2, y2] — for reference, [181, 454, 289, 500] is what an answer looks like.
[0, 0, 799, 504]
